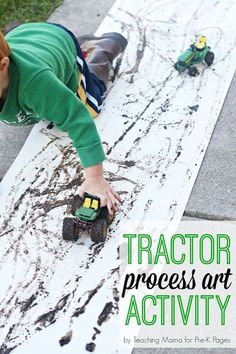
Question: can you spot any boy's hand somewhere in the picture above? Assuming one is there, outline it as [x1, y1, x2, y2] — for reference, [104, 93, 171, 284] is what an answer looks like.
[79, 164, 122, 215]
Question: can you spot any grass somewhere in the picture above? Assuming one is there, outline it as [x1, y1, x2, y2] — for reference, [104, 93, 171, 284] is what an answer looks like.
[0, 0, 63, 31]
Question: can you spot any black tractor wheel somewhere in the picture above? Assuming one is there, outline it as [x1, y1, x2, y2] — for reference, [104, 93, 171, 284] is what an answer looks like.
[62, 217, 78, 241]
[90, 219, 108, 243]
[99, 207, 114, 225]
[174, 62, 179, 70]
[71, 194, 83, 215]
[188, 66, 199, 77]
[205, 51, 214, 66]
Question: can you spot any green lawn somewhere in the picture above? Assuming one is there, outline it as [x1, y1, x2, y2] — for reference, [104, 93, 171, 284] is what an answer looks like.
[0, 0, 62, 31]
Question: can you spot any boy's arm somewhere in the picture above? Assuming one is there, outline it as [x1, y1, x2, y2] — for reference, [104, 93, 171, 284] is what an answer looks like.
[25, 70, 121, 213]
[25, 70, 105, 167]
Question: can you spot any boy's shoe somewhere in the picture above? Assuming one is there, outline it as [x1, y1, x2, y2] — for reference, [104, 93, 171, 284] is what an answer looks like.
[77, 32, 128, 87]
[78, 32, 128, 58]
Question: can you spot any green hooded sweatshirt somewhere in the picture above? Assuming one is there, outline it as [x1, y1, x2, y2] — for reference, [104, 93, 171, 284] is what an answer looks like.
[0, 22, 105, 168]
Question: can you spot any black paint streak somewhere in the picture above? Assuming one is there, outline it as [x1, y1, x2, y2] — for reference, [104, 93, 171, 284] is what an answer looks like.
[160, 98, 170, 112]
[124, 160, 136, 167]
[174, 151, 181, 162]
[92, 327, 101, 341]
[72, 279, 105, 317]
[85, 243, 105, 269]
[97, 301, 113, 326]
[188, 104, 199, 112]
[0, 229, 14, 238]
[34, 294, 70, 327]
[85, 342, 96, 352]
[20, 294, 37, 312]
[106, 121, 136, 155]
[126, 28, 146, 76]
[0, 345, 17, 354]
[59, 330, 72, 346]
[46, 122, 54, 129]
[124, 73, 174, 159]
[113, 286, 119, 303]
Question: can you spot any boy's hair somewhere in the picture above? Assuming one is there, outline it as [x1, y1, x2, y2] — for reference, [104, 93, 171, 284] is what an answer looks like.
[0, 31, 11, 60]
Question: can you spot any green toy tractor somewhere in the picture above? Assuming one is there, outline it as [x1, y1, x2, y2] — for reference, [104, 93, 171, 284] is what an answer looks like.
[62, 193, 113, 243]
[174, 36, 215, 76]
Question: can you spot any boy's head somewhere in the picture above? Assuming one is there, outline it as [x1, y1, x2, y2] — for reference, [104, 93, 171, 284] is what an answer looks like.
[0, 31, 11, 98]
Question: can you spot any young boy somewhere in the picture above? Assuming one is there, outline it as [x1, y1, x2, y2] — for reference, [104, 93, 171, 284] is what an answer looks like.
[0, 22, 128, 215]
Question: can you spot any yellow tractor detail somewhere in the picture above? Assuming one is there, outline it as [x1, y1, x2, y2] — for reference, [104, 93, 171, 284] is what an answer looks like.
[195, 36, 207, 50]
[91, 199, 99, 210]
[83, 197, 91, 208]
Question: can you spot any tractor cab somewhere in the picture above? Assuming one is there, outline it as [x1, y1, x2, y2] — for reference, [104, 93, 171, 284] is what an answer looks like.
[74, 194, 101, 221]
[193, 36, 207, 50]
